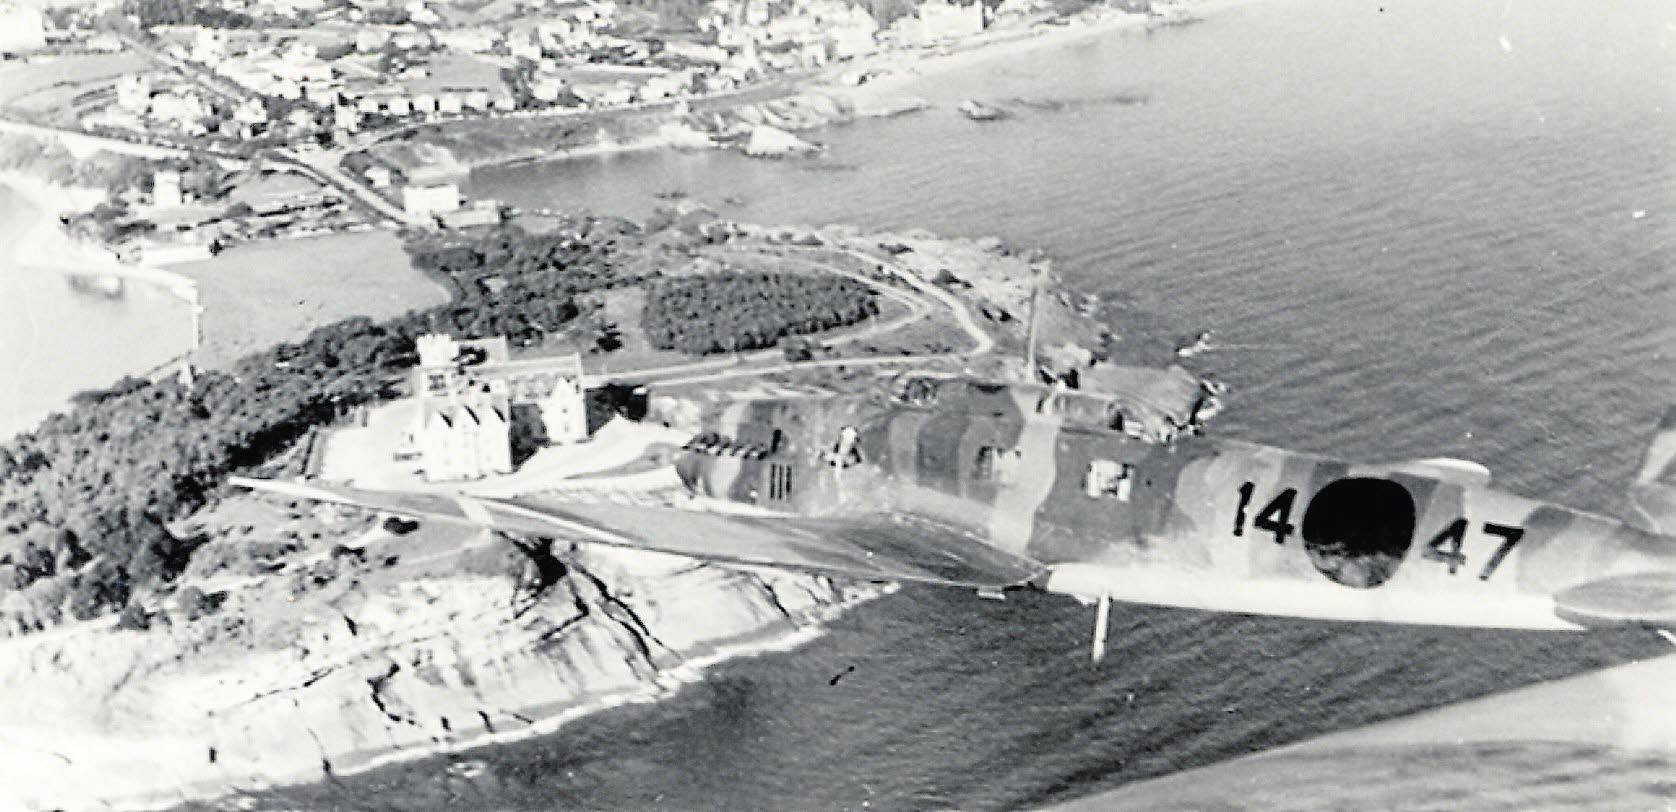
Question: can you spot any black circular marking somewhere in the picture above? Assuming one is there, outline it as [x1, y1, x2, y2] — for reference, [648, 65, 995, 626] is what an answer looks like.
[1301, 477, 1418, 589]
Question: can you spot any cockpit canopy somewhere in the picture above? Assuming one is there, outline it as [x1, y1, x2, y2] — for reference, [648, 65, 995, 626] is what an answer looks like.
[888, 366, 1216, 443]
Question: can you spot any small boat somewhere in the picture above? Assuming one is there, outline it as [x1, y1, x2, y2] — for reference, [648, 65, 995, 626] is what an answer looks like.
[1175, 330, 1214, 358]
[957, 99, 1007, 121]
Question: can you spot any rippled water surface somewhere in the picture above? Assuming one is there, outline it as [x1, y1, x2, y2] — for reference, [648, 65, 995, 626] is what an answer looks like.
[238, 0, 1674, 808]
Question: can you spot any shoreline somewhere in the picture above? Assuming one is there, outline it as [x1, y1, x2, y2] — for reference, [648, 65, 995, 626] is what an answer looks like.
[460, 0, 1238, 176]
[35, 576, 897, 812]
[239, 580, 901, 807]
[0, 171, 200, 303]
[0, 171, 201, 439]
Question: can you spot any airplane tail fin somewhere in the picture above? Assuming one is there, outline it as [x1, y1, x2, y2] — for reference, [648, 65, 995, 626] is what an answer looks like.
[1626, 406, 1676, 535]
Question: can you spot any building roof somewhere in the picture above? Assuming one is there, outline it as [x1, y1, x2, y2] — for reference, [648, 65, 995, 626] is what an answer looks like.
[458, 336, 512, 364]
[1081, 364, 1206, 427]
[421, 397, 509, 431]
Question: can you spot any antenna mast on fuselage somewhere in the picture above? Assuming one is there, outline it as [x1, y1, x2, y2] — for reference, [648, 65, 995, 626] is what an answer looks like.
[1024, 259, 1046, 381]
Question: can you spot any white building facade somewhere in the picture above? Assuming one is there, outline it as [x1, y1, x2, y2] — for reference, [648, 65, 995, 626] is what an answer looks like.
[406, 334, 590, 481]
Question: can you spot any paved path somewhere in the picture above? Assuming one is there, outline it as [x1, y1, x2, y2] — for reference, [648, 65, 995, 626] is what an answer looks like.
[276, 148, 420, 226]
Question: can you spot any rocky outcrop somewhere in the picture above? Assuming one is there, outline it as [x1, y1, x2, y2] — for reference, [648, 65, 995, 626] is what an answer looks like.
[0, 528, 874, 811]
[742, 124, 823, 158]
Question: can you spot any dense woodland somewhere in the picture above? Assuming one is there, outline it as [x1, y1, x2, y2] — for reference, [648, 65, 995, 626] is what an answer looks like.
[123, 0, 257, 28]
[642, 271, 877, 354]
[0, 220, 632, 627]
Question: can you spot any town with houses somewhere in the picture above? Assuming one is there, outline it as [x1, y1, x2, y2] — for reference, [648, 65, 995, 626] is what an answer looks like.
[0, 0, 1144, 266]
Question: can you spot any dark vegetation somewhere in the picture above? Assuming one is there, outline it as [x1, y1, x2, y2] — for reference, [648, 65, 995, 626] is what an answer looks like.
[123, 0, 256, 28]
[641, 271, 877, 354]
[0, 219, 633, 628]
[404, 222, 649, 345]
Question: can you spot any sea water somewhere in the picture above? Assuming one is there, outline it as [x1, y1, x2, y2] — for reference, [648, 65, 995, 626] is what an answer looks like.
[0, 186, 195, 440]
[197, 0, 1675, 808]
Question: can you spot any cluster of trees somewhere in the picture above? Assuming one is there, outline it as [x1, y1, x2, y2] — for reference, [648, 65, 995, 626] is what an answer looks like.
[0, 220, 638, 626]
[123, 0, 256, 28]
[404, 222, 649, 346]
[641, 272, 877, 355]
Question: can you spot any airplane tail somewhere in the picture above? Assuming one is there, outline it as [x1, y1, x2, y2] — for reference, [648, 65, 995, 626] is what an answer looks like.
[1626, 406, 1676, 535]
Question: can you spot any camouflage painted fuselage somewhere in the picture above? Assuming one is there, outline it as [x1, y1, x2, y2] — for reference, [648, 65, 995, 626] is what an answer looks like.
[674, 377, 1676, 631]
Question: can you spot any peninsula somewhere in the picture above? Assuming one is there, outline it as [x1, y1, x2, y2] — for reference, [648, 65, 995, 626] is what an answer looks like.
[0, 196, 1205, 809]
[0, 1, 1226, 806]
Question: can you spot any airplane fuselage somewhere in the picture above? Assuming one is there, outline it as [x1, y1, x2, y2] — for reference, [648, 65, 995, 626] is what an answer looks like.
[674, 378, 1676, 631]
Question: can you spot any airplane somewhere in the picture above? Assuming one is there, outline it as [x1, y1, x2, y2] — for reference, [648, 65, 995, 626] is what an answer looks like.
[232, 371, 1676, 663]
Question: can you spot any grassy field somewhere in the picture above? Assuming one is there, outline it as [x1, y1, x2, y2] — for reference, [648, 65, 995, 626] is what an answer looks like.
[0, 53, 151, 121]
[169, 230, 451, 369]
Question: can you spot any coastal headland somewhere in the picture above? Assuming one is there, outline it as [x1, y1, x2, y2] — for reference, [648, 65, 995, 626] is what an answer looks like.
[0, 194, 1147, 809]
[0, 4, 1245, 808]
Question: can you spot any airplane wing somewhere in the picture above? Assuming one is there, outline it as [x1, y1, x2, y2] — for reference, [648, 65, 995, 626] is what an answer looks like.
[228, 477, 1045, 590]
[1553, 572, 1676, 629]
[1047, 651, 1676, 811]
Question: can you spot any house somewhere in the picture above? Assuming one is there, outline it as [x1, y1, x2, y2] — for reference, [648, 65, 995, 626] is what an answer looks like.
[402, 333, 591, 479]
[413, 398, 513, 481]
[234, 98, 269, 125]
[271, 79, 303, 100]
[639, 70, 692, 101]
[116, 75, 152, 113]
[571, 82, 632, 107]
[439, 200, 502, 229]
[434, 27, 498, 53]
[148, 91, 211, 128]
[364, 165, 393, 187]
[537, 363, 587, 444]
[411, 332, 589, 445]
[530, 75, 565, 102]
[286, 107, 318, 131]
[1079, 364, 1218, 441]
[152, 169, 185, 207]
[508, 31, 541, 61]
[354, 29, 390, 52]
[829, 7, 879, 58]
[402, 182, 460, 217]
[916, 0, 985, 44]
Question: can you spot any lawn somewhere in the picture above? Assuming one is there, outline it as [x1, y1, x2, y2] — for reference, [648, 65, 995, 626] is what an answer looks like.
[168, 229, 452, 369]
[0, 53, 151, 118]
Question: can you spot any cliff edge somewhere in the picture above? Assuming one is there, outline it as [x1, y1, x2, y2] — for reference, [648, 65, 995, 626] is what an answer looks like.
[0, 503, 873, 811]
